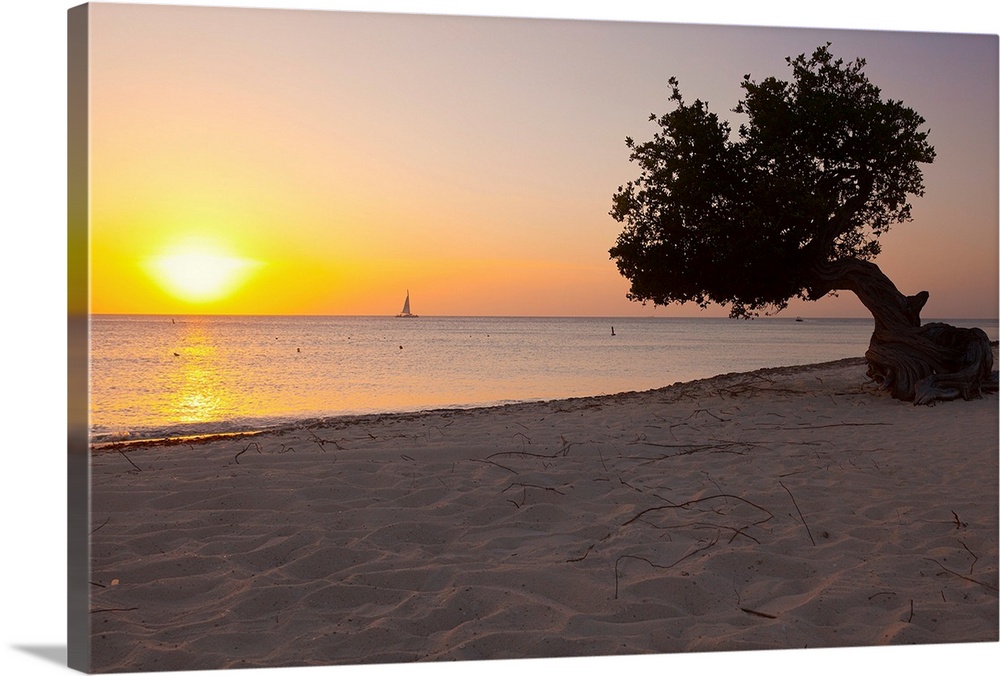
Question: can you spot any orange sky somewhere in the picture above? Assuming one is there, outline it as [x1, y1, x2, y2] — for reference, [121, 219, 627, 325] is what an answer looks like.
[86, 3, 998, 318]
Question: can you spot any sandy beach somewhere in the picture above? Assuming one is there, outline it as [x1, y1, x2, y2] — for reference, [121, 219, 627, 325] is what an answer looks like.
[87, 356, 999, 673]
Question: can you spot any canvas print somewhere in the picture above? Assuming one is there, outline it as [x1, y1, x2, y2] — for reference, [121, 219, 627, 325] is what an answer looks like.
[68, 2, 999, 673]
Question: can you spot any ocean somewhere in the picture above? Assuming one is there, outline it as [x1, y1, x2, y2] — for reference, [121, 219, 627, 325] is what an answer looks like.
[89, 315, 998, 444]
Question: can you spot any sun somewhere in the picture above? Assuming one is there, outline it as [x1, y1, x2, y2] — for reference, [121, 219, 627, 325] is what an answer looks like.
[145, 239, 263, 303]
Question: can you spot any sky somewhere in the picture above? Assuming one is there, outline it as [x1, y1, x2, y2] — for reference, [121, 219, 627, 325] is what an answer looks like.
[82, 2, 999, 318]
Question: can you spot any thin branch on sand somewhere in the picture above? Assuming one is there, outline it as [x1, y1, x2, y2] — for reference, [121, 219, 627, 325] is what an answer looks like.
[487, 449, 568, 461]
[469, 458, 518, 475]
[952, 510, 968, 529]
[558, 435, 580, 456]
[619, 478, 642, 493]
[566, 543, 595, 563]
[718, 521, 769, 545]
[234, 441, 261, 464]
[308, 432, 344, 451]
[703, 472, 725, 497]
[622, 494, 774, 528]
[118, 450, 142, 472]
[512, 432, 532, 445]
[502, 482, 567, 497]
[614, 535, 720, 599]
[686, 409, 730, 422]
[867, 591, 896, 601]
[783, 422, 892, 430]
[959, 540, 979, 574]
[924, 558, 999, 592]
[779, 481, 816, 546]
[627, 439, 769, 464]
[502, 482, 567, 509]
[507, 486, 526, 509]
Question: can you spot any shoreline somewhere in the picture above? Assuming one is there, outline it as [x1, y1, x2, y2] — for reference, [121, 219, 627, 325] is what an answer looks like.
[88, 317, 1000, 449]
[89, 356, 870, 452]
[87, 353, 998, 671]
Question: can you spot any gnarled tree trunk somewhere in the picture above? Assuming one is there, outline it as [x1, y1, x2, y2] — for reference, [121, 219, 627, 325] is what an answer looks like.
[807, 258, 998, 404]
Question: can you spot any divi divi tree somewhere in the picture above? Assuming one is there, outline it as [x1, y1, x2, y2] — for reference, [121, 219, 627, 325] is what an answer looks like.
[609, 44, 996, 404]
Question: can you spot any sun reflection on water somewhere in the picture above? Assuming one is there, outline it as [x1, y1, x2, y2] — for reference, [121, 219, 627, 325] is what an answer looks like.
[173, 369, 228, 423]
[162, 325, 235, 425]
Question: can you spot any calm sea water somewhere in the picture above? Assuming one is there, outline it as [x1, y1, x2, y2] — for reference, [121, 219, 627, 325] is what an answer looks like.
[89, 315, 998, 443]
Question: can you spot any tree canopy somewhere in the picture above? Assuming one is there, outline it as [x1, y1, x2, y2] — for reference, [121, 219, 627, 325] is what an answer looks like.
[609, 44, 936, 319]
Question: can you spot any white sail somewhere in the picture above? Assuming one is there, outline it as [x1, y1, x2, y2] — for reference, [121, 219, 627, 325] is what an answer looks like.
[397, 290, 417, 317]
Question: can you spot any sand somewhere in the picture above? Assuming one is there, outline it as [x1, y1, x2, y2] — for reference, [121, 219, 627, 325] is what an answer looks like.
[87, 356, 999, 673]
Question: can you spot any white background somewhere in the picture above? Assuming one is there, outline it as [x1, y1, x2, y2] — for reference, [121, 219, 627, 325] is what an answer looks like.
[2, 2, 997, 675]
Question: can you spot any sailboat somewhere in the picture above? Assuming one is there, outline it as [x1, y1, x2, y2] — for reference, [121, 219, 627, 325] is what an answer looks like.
[396, 290, 418, 318]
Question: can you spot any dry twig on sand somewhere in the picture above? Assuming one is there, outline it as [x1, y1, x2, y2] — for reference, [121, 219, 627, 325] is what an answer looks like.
[614, 534, 720, 599]
[924, 558, 999, 593]
[234, 441, 261, 464]
[622, 494, 774, 528]
[90, 516, 111, 535]
[779, 480, 816, 546]
[117, 450, 142, 472]
[469, 458, 518, 475]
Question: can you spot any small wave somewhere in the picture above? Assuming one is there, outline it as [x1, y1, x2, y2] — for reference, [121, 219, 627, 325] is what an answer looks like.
[89, 397, 554, 451]
[89, 415, 302, 449]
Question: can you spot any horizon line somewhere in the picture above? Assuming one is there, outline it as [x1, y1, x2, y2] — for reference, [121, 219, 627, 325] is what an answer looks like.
[85, 312, 999, 321]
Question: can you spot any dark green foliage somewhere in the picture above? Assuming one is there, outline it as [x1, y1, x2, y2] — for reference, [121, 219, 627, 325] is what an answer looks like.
[609, 44, 936, 318]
